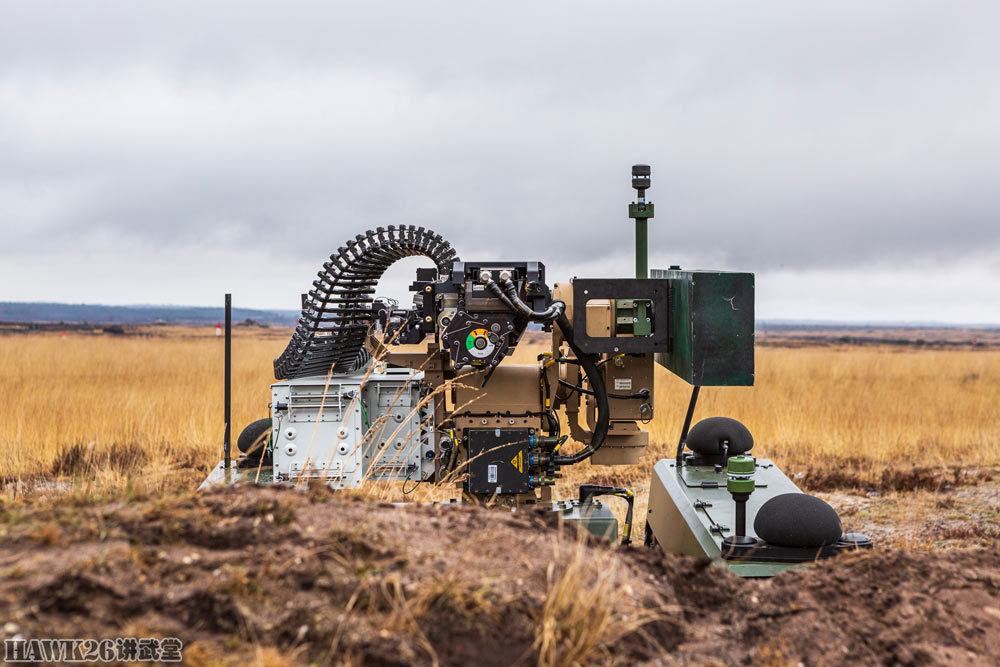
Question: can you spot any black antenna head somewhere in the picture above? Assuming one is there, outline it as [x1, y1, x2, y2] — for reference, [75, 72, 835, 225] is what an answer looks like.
[631, 164, 651, 192]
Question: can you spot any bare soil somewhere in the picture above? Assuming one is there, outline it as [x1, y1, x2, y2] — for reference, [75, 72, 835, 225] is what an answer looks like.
[2, 486, 999, 665]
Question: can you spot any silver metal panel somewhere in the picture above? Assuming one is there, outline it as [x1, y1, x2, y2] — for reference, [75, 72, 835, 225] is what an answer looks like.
[270, 367, 434, 489]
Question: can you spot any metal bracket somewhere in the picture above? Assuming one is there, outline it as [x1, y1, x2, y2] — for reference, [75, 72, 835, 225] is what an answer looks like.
[628, 202, 655, 219]
[683, 480, 721, 489]
[571, 278, 670, 354]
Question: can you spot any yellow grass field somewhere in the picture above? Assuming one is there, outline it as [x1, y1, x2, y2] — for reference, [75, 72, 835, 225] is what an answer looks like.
[2, 328, 998, 505]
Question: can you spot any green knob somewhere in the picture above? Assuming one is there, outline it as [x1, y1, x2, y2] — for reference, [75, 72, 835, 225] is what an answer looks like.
[727, 455, 755, 475]
[726, 455, 755, 494]
[727, 476, 755, 494]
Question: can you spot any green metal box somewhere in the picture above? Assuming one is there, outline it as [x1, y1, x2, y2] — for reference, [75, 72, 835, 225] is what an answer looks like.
[651, 269, 754, 386]
[546, 500, 619, 541]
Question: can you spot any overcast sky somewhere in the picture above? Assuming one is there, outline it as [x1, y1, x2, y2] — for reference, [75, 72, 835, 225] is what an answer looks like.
[1, 2, 998, 323]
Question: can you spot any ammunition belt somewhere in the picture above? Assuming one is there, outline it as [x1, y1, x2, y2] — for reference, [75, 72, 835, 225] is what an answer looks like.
[274, 225, 459, 379]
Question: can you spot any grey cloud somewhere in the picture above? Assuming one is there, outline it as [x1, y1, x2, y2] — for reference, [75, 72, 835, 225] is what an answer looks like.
[0, 1, 998, 314]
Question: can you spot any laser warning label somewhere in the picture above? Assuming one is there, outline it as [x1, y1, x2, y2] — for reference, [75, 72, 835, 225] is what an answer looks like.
[510, 450, 524, 473]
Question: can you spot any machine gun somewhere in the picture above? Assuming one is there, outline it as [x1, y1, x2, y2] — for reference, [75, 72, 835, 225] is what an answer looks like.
[204, 165, 871, 576]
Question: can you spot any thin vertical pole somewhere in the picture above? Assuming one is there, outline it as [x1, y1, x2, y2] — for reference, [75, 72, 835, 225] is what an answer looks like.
[635, 219, 648, 279]
[735, 498, 747, 537]
[224, 293, 232, 474]
[674, 385, 700, 466]
[629, 164, 652, 279]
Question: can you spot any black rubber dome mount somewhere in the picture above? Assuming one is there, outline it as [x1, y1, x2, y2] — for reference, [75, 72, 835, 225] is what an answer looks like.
[753, 493, 843, 548]
[237, 418, 272, 456]
[685, 416, 754, 456]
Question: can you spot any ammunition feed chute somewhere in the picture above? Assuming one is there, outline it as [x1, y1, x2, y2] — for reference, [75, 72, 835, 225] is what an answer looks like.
[274, 225, 459, 380]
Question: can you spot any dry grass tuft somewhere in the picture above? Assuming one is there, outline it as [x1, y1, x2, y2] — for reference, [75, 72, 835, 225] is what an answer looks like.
[535, 541, 663, 666]
[182, 643, 309, 667]
[793, 463, 989, 493]
[50, 441, 148, 477]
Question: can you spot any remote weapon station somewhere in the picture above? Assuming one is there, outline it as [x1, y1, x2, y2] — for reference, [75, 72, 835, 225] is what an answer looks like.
[206, 166, 871, 576]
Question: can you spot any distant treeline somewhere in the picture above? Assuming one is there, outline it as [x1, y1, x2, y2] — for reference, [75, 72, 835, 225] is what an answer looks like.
[0, 302, 299, 326]
[3, 302, 995, 331]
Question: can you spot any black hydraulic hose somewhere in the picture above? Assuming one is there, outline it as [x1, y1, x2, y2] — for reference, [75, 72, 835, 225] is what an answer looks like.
[544, 410, 560, 436]
[552, 312, 610, 465]
[674, 385, 701, 466]
[505, 278, 565, 321]
[485, 279, 520, 314]
[486, 278, 565, 322]
[558, 379, 649, 401]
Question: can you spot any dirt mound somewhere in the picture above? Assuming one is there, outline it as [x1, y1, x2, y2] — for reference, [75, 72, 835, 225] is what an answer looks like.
[1, 487, 999, 665]
[731, 550, 1000, 666]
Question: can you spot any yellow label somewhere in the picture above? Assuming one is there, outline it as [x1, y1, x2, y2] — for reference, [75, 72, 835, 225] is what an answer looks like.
[510, 450, 524, 473]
